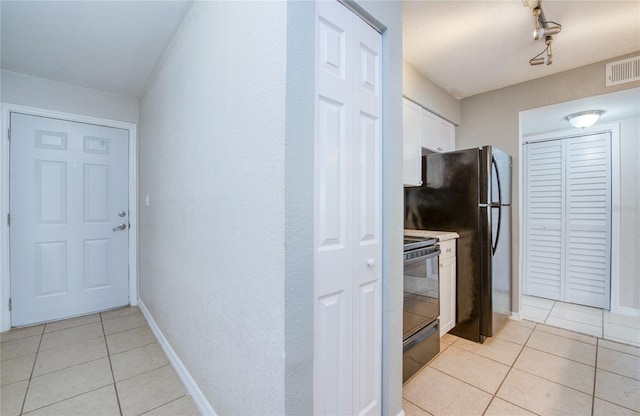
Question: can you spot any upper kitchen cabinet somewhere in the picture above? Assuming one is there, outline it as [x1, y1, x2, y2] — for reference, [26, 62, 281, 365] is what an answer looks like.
[422, 111, 455, 153]
[403, 97, 456, 186]
[403, 98, 422, 186]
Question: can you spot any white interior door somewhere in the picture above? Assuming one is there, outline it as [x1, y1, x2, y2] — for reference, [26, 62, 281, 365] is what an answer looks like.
[524, 132, 612, 309]
[314, 2, 382, 415]
[10, 112, 130, 326]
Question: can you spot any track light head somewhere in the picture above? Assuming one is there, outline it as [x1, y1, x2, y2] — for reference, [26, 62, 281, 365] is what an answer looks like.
[534, 25, 561, 40]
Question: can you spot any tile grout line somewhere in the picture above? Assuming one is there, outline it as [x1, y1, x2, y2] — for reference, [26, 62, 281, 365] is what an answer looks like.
[444, 341, 515, 368]
[137, 394, 190, 416]
[523, 344, 597, 367]
[591, 338, 599, 416]
[18, 323, 46, 415]
[100, 312, 124, 416]
[17, 385, 119, 415]
[401, 396, 435, 416]
[593, 396, 640, 413]
[40, 315, 101, 335]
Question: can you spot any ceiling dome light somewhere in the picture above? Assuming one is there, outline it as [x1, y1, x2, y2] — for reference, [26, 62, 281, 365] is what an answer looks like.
[565, 110, 605, 128]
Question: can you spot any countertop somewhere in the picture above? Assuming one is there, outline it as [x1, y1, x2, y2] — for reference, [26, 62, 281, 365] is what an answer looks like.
[405, 229, 460, 242]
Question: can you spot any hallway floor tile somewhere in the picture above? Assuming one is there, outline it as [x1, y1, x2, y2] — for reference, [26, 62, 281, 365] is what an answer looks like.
[0, 307, 199, 416]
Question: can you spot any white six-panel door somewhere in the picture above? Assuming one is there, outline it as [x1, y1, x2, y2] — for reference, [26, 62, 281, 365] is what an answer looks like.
[10, 112, 130, 326]
[314, 2, 382, 415]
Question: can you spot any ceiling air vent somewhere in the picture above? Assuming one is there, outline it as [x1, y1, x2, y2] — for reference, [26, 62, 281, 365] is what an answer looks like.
[606, 56, 640, 87]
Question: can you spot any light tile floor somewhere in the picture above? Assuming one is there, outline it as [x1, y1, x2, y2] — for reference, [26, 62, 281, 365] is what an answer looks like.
[0, 306, 199, 416]
[4, 300, 638, 416]
[404, 319, 640, 416]
[521, 295, 640, 346]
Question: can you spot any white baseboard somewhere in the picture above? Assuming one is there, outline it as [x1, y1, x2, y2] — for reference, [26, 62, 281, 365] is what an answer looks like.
[138, 300, 216, 416]
[510, 311, 522, 321]
[396, 410, 406, 416]
[611, 305, 640, 318]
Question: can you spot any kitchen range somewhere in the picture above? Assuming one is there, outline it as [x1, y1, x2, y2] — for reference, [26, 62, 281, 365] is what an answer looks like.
[402, 235, 440, 382]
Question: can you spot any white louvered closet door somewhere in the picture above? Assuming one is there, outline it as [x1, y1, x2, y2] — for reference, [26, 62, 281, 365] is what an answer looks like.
[524, 141, 564, 301]
[524, 132, 612, 309]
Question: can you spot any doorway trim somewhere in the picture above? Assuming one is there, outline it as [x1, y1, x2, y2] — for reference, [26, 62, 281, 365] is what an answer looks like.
[0, 103, 138, 331]
[521, 122, 621, 313]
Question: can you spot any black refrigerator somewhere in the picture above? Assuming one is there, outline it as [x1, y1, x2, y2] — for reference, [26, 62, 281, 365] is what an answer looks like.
[405, 146, 512, 343]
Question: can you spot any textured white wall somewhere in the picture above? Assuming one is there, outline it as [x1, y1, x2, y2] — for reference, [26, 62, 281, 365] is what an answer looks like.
[139, 0, 403, 413]
[138, 2, 287, 414]
[458, 53, 640, 313]
[403, 60, 461, 125]
[0, 70, 138, 123]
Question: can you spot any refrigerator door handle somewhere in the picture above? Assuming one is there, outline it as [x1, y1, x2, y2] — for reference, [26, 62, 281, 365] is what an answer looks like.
[491, 156, 503, 255]
[492, 204, 502, 255]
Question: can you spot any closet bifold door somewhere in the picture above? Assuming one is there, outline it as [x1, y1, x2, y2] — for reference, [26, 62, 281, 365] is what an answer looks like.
[524, 140, 564, 301]
[564, 133, 611, 309]
[313, 1, 382, 415]
[523, 132, 612, 309]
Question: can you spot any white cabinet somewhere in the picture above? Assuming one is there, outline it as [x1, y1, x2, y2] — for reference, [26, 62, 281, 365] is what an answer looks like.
[403, 98, 455, 187]
[403, 99, 422, 186]
[420, 110, 455, 154]
[438, 239, 457, 336]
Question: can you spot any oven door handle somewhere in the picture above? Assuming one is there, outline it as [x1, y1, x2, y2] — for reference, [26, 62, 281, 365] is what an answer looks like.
[403, 249, 440, 265]
[403, 320, 439, 351]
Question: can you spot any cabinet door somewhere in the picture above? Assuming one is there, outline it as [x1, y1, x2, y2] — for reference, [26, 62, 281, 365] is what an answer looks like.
[421, 109, 455, 153]
[439, 256, 456, 336]
[436, 118, 455, 152]
[403, 98, 422, 186]
[419, 109, 438, 152]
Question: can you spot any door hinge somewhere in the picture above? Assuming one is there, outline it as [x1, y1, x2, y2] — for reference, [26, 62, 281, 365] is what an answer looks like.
[8, 298, 11, 311]
[7, 129, 11, 141]
[7, 213, 10, 226]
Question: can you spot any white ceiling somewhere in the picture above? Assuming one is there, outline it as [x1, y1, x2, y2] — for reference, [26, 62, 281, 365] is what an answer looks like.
[403, 0, 640, 99]
[1, 1, 638, 104]
[0, 1, 193, 98]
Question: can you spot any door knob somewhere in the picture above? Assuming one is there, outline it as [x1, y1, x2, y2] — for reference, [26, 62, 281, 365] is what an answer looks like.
[112, 224, 127, 231]
[118, 211, 127, 217]
[366, 259, 375, 268]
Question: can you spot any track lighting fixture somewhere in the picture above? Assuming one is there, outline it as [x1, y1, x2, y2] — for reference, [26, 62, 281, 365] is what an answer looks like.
[526, 1, 562, 66]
